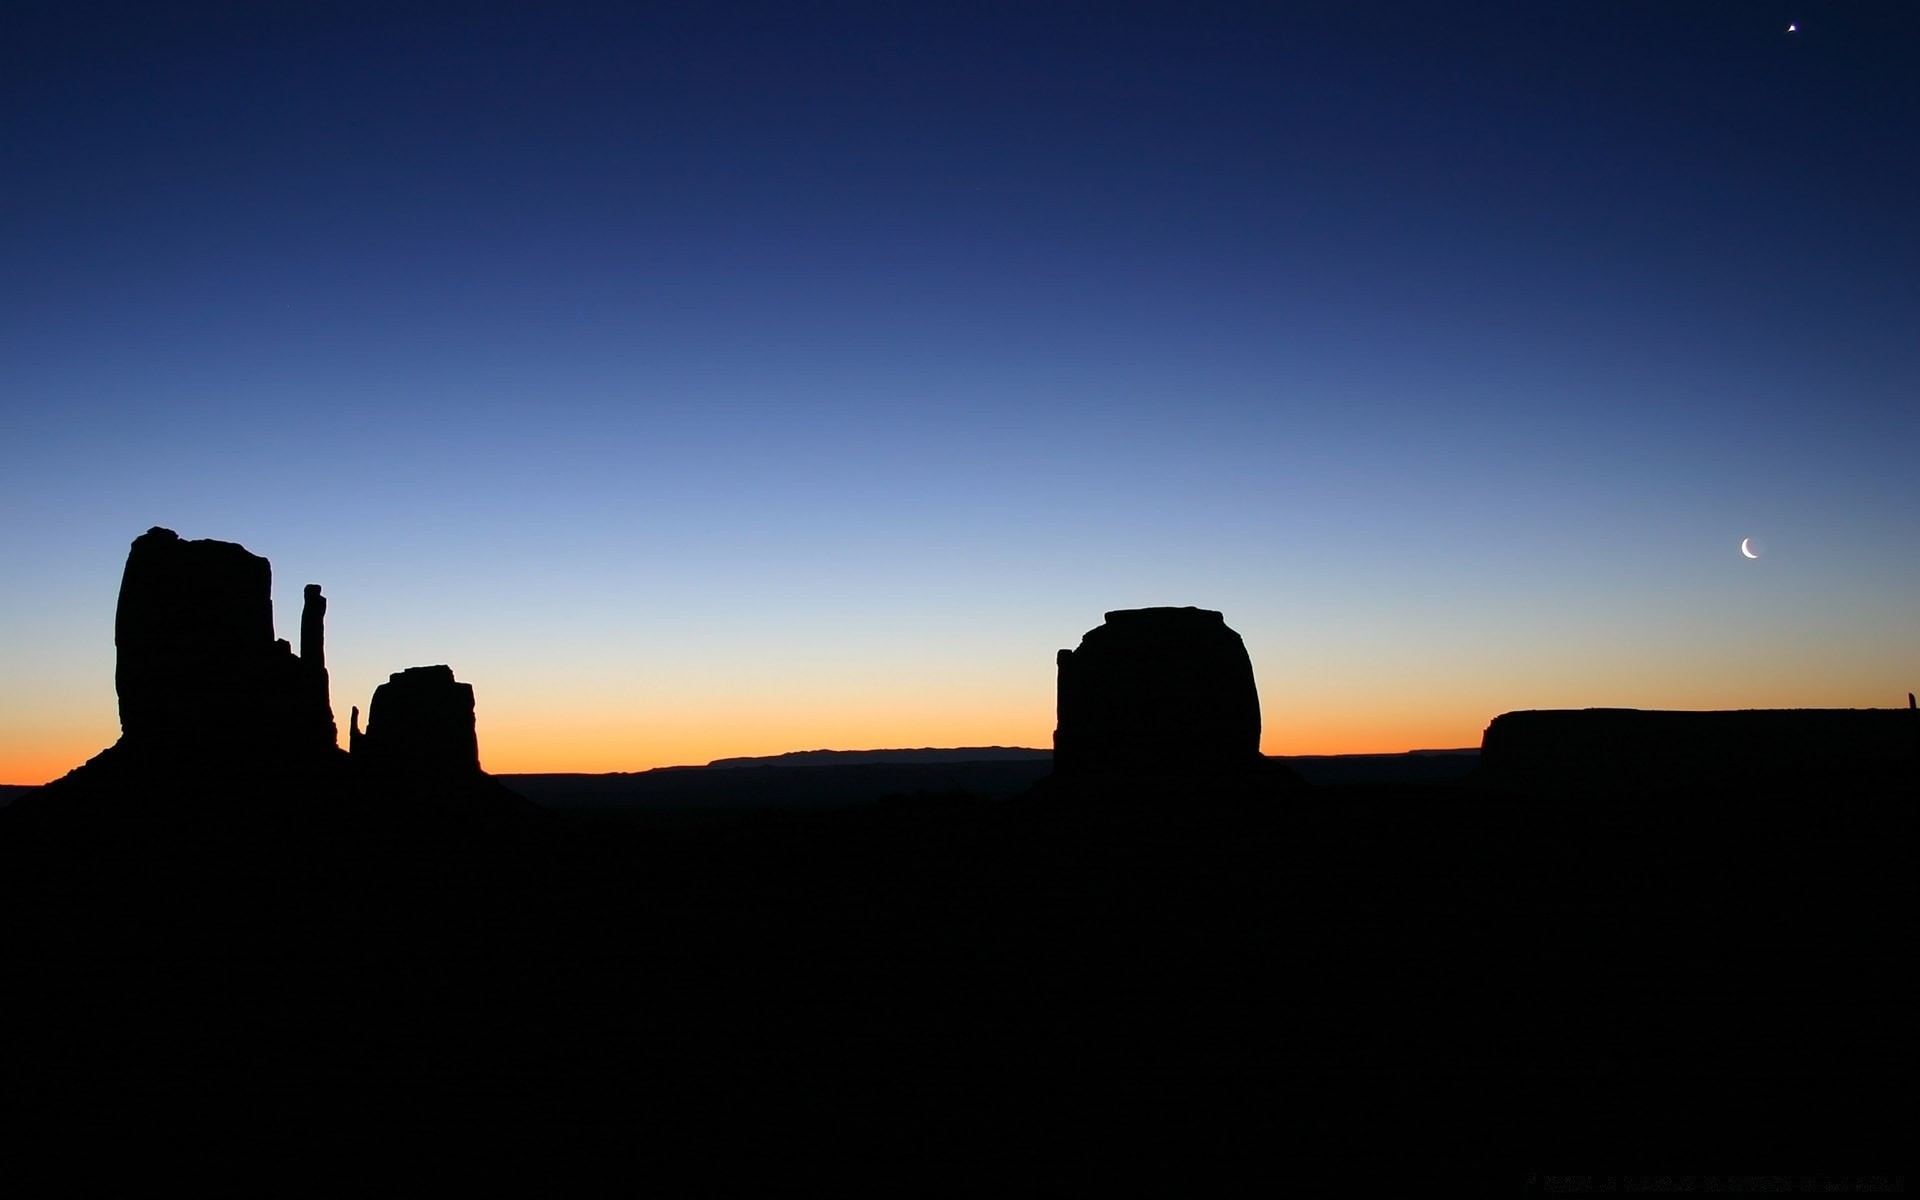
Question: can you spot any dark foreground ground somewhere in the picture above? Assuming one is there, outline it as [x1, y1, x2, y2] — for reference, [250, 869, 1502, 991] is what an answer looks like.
[0, 772, 1905, 1177]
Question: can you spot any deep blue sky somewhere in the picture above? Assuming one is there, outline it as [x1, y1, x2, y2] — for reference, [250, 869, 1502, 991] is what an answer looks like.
[4, 2, 1916, 778]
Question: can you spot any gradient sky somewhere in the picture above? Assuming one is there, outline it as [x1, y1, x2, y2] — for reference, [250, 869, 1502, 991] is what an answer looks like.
[4, 1, 1916, 782]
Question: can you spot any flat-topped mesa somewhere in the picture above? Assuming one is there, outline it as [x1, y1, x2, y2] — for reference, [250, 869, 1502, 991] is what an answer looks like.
[1477, 707, 1919, 797]
[353, 665, 481, 780]
[112, 526, 335, 762]
[1054, 606, 1263, 776]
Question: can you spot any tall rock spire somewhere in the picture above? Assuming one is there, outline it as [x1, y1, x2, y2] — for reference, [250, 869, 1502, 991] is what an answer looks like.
[301, 583, 336, 746]
[301, 583, 327, 669]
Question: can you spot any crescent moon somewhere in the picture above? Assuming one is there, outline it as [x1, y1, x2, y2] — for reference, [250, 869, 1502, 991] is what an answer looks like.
[1740, 538, 1758, 559]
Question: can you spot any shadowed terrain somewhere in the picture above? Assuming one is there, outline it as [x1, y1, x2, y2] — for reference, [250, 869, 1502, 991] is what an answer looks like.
[0, 533, 1907, 1172]
[4, 772, 1903, 1169]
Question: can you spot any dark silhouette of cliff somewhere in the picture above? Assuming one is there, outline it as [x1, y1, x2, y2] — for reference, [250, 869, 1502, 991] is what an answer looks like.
[38, 527, 345, 804]
[352, 665, 480, 778]
[348, 663, 532, 815]
[113, 526, 336, 762]
[29, 527, 532, 824]
[1055, 607, 1261, 773]
[1050, 606, 1299, 798]
[1476, 706, 1918, 797]
[0, 541, 1905, 1171]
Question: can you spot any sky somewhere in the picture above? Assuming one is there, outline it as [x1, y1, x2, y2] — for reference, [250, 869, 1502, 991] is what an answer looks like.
[3, 1, 1916, 782]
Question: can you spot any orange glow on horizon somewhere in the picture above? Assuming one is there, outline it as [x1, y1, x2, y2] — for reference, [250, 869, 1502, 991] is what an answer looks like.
[9, 676, 1905, 784]
[459, 708, 1495, 775]
[0, 737, 111, 788]
[0, 716, 1494, 784]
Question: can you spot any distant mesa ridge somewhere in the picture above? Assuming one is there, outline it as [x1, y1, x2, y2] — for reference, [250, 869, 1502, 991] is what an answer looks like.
[705, 747, 1050, 769]
[1478, 707, 1918, 795]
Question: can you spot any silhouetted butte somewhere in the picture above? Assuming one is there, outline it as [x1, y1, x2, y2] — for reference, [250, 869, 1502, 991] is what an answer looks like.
[351, 665, 481, 782]
[1053, 606, 1284, 783]
[34, 526, 533, 823]
[61, 526, 340, 788]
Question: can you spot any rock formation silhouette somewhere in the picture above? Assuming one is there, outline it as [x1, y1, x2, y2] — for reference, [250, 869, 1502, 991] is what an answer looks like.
[1053, 606, 1265, 777]
[4, 536, 1904, 1168]
[1476, 707, 1919, 797]
[351, 665, 482, 782]
[37, 526, 532, 820]
[96, 526, 336, 773]
[299, 582, 336, 745]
